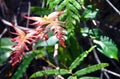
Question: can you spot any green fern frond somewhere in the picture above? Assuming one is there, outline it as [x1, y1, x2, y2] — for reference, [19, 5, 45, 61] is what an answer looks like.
[47, 0, 82, 32]
[47, 0, 62, 10]
[93, 36, 118, 60]
[11, 51, 43, 79]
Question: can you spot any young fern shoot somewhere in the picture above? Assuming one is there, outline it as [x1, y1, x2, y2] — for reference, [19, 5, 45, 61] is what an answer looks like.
[10, 11, 67, 66]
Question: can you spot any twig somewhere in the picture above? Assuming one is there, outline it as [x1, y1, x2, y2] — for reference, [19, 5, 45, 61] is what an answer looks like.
[42, 0, 45, 8]
[0, 18, 33, 31]
[26, 1, 31, 28]
[13, 15, 18, 26]
[0, 0, 8, 18]
[41, 57, 57, 68]
[53, 44, 59, 66]
[106, 0, 120, 15]
[89, 39, 110, 79]
[0, 28, 7, 38]
[102, 69, 120, 78]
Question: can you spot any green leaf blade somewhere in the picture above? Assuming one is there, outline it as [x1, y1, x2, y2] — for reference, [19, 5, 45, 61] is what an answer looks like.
[30, 69, 70, 79]
[35, 36, 58, 47]
[93, 36, 119, 60]
[69, 45, 96, 70]
[74, 63, 109, 77]
[82, 5, 99, 19]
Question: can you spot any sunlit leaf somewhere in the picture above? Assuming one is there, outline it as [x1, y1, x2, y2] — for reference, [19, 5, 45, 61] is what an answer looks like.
[74, 63, 109, 77]
[0, 38, 15, 64]
[93, 36, 118, 60]
[69, 45, 96, 70]
[80, 27, 100, 38]
[0, 38, 15, 50]
[12, 51, 43, 79]
[68, 76, 77, 79]
[31, 7, 50, 16]
[82, 5, 99, 19]
[30, 69, 70, 78]
[35, 36, 58, 47]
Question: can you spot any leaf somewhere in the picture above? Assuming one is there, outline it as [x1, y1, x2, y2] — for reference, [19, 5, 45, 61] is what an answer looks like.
[70, 0, 81, 9]
[80, 27, 100, 38]
[0, 38, 15, 64]
[79, 76, 100, 79]
[68, 76, 77, 79]
[0, 48, 11, 64]
[82, 5, 99, 19]
[79, 0, 86, 5]
[11, 51, 42, 79]
[0, 38, 15, 50]
[35, 36, 58, 47]
[57, 0, 68, 10]
[47, 0, 62, 10]
[74, 63, 109, 77]
[93, 36, 118, 60]
[58, 34, 83, 66]
[69, 45, 96, 71]
[30, 7, 50, 16]
[47, 0, 82, 33]
[30, 69, 70, 79]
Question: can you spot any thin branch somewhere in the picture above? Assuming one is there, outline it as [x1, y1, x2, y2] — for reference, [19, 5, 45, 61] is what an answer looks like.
[106, 0, 120, 15]
[13, 15, 18, 26]
[102, 69, 120, 78]
[0, 0, 8, 18]
[41, 57, 57, 69]
[26, 1, 31, 28]
[0, 28, 7, 38]
[53, 44, 59, 66]
[0, 18, 33, 31]
[89, 39, 110, 79]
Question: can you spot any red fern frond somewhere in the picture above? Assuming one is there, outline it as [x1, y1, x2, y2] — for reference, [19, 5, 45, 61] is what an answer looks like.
[10, 11, 67, 66]
[23, 11, 67, 48]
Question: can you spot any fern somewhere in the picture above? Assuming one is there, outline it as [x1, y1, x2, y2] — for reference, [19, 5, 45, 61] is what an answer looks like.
[30, 69, 70, 78]
[29, 46, 109, 79]
[11, 51, 42, 79]
[74, 63, 109, 77]
[69, 45, 96, 70]
[47, 0, 82, 32]
[93, 36, 118, 60]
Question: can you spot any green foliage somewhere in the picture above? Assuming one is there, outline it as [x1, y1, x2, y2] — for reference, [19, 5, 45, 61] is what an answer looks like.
[69, 45, 96, 70]
[93, 36, 118, 60]
[79, 0, 86, 5]
[1, 0, 119, 79]
[82, 5, 99, 20]
[35, 36, 67, 47]
[80, 27, 100, 38]
[47, 0, 81, 32]
[67, 76, 77, 79]
[11, 51, 43, 79]
[80, 27, 119, 60]
[0, 38, 15, 64]
[57, 34, 83, 66]
[31, 6, 50, 16]
[74, 63, 109, 77]
[30, 69, 70, 78]
[30, 46, 108, 79]
[0, 38, 15, 51]
[35, 36, 58, 47]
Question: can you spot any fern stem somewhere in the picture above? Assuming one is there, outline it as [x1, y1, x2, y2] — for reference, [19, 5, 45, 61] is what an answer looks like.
[89, 39, 110, 79]
[102, 69, 120, 78]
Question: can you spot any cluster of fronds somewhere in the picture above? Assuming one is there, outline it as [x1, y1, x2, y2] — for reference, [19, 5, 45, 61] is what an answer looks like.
[10, 11, 67, 66]
[47, 0, 81, 31]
